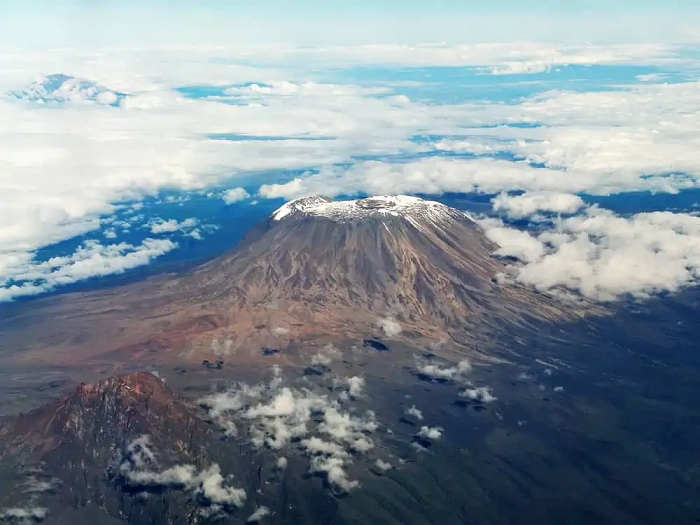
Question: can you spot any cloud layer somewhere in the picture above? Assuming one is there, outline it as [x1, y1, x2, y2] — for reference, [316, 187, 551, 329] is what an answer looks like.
[3, 44, 700, 301]
[482, 205, 700, 301]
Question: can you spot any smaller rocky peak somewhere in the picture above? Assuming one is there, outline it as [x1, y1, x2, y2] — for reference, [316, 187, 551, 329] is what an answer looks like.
[73, 372, 169, 405]
[6, 372, 181, 453]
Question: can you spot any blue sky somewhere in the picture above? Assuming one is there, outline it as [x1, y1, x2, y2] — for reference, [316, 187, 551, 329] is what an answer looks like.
[2, 0, 700, 49]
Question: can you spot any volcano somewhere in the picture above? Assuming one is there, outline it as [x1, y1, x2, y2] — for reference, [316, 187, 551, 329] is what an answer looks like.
[0, 195, 567, 368]
[0, 373, 253, 524]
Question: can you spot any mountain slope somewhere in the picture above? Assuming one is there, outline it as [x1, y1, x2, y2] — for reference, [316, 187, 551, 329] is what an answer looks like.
[163, 195, 565, 350]
[0, 195, 569, 367]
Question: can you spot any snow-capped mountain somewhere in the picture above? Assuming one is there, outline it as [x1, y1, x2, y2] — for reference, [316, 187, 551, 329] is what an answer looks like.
[7, 73, 127, 106]
[272, 195, 475, 226]
[0, 194, 567, 369]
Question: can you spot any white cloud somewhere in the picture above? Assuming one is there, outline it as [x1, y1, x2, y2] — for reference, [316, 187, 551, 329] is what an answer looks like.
[483, 206, 700, 301]
[479, 219, 545, 263]
[224, 81, 389, 99]
[0, 507, 48, 522]
[222, 187, 251, 204]
[636, 73, 665, 82]
[376, 317, 402, 337]
[275, 457, 288, 470]
[271, 326, 289, 336]
[254, 78, 700, 210]
[416, 426, 443, 440]
[149, 217, 198, 234]
[0, 65, 453, 299]
[415, 358, 472, 382]
[309, 455, 358, 492]
[120, 435, 246, 509]
[247, 506, 271, 523]
[492, 192, 585, 218]
[22, 477, 60, 494]
[553, 386, 565, 392]
[405, 405, 424, 420]
[333, 376, 365, 398]
[374, 459, 393, 471]
[460, 386, 497, 403]
[0, 238, 176, 301]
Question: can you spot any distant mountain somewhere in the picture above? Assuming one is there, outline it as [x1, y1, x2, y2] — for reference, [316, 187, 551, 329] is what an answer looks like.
[7, 74, 127, 105]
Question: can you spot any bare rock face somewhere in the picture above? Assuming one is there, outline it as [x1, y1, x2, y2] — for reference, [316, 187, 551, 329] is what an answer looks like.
[0, 373, 258, 524]
[4, 373, 199, 455]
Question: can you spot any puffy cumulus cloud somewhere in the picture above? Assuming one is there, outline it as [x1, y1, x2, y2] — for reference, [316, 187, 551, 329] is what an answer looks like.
[374, 459, 393, 471]
[148, 217, 198, 234]
[199, 368, 381, 492]
[258, 151, 699, 204]
[553, 386, 565, 392]
[309, 456, 358, 492]
[246, 506, 272, 523]
[223, 187, 251, 204]
[415, 358, 472, 382]
[376, 317, 402, 337]
[0, 507, 48, 523]
[333, 376, 365, 399]
[310, 344, 341, 366]
[492, 192, 585, 219]
[0, 238, 176, 302]
[483, 207, 700, 301]
[416, 426, 443, 440]
[8, 74, 126, 106]
[479, 220, 546, 263]
[405, 405, 424, 420]
[460, 386, 497, 403]
[119, 435, 246, 509]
